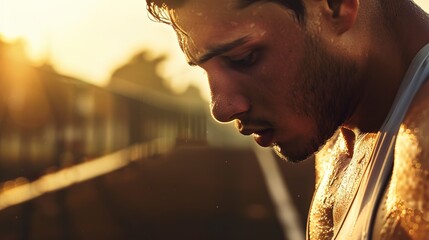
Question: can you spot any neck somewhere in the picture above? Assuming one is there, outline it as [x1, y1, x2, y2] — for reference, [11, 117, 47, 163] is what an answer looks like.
[344, 0, 429, 133]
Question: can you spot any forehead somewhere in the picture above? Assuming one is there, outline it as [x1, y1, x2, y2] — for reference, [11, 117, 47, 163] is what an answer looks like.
[172, 0, 298, 52]
[173, 0, 258, 37]
[173, 0, 246, 25]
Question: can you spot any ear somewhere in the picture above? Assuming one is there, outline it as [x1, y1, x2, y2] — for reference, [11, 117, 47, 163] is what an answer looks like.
[326, 0, 359, 34]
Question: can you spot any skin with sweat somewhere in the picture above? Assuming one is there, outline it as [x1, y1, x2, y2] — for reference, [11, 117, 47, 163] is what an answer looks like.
[173, 0, 361, 162]
[167, 0, 429, 239]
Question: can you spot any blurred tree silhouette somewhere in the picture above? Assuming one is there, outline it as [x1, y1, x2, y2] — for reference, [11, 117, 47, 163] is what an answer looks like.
[109, 51, 171, 94]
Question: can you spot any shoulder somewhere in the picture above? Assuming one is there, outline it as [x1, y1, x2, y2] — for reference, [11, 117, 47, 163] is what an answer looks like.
[393, 77, 429, 197]
[399, 75, 429, 151]
[383, 77, 429, 239]
[398, 77, 429, 167]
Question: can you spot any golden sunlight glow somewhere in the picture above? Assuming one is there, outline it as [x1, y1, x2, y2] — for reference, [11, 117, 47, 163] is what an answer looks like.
[0, 0, 428, 99]
[0, 138, 175, 211]
[0, 0, 208, 98]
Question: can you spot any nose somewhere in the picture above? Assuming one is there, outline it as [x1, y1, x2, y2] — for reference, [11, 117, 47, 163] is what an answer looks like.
[210, 91, 250, 123]
[205, 64, 251, 123]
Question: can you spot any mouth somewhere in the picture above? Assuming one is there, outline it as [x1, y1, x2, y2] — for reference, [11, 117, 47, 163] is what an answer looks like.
[236, 121, 275, 147]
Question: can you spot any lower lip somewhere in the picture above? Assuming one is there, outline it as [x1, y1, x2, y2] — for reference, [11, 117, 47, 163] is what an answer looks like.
[253, 129, 275, 147]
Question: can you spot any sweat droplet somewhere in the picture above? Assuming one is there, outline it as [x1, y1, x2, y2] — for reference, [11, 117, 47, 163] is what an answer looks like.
[423, 212, 429, 222]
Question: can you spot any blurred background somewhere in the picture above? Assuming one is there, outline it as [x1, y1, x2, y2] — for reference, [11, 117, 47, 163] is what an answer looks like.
[0, 1, 428, 239]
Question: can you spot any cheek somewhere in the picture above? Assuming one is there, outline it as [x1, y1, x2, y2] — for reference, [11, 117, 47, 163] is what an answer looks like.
[256, 45, 305, 98]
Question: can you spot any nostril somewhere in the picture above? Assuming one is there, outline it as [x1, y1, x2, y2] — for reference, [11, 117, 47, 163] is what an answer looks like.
[210, 95, 250, 123]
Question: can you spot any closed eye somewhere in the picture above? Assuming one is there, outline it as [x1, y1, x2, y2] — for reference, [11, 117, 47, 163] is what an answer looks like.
[224, 50, 258, 69]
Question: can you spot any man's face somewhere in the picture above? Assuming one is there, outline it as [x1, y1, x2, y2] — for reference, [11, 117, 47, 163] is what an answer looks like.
[173, 0, 359, 162]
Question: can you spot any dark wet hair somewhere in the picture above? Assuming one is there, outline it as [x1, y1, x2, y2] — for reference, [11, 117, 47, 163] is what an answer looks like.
[146, 0, 305, 24]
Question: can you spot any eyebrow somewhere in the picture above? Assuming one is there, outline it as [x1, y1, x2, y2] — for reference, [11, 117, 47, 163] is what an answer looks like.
[188, 35, 251, 66]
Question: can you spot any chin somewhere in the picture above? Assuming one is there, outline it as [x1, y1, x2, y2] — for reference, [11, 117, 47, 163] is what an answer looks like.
[272, 144, 315, 163]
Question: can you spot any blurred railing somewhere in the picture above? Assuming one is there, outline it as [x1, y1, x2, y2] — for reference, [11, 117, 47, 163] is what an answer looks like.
[0, 49, 208, 209]
[0, 137, 175, 211]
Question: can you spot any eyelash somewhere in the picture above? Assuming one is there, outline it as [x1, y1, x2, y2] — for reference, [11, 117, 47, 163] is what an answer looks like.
[225, 51, 258, 68]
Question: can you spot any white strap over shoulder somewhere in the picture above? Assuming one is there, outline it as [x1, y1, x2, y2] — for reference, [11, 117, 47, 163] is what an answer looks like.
[332, 43, 429, 240]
